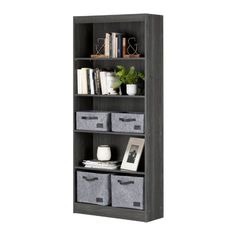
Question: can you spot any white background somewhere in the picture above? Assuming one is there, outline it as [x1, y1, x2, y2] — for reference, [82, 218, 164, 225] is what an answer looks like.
[0, 0, 236, 235]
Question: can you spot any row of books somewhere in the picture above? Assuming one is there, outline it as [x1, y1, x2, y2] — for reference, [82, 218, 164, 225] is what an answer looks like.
[82, 160, 121, 170]
[77, 68, 119, 95]
[104, 32, 125, 58]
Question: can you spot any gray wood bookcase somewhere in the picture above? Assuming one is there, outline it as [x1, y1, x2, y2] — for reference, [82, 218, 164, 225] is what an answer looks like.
[73, 14, 163, 222]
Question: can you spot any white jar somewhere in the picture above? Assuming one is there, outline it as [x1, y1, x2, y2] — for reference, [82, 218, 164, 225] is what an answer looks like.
[97, 145, 111, 161]
[126, 84, 137, 96]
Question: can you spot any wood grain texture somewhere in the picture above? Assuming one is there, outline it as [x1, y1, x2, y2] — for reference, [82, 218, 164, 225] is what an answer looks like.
[74, 202, 146, 222]
[144, 15, 163, 221]
[73, 14, 163, 222]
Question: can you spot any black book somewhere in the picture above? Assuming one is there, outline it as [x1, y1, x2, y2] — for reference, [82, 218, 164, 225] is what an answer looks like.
[117, 33, 123, 58]
[94, 68, 101, 95]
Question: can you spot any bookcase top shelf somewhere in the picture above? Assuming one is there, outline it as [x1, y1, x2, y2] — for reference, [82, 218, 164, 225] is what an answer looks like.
[74, 14, 162, 24]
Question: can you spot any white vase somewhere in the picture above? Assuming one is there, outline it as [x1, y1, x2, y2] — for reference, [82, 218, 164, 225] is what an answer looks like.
[126, 84, 137, 96]
[97, 145, 111, 161]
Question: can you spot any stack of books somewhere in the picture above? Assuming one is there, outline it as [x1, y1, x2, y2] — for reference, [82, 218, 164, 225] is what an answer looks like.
[104, 32, 125, 58]
[82, 160, 121, 170]
[77, 68, 119, 95]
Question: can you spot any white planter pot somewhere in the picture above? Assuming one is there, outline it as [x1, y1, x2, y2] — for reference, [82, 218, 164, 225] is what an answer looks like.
[97, 145, 111, 161]
[126, 84, 137, 96]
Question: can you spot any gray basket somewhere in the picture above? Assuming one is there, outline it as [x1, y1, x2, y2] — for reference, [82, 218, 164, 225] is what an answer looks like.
[77, 171, 111, 206]
[76, 111, 111, 131]
[111, 175, 144, 210]
[111, 113, 144, 133]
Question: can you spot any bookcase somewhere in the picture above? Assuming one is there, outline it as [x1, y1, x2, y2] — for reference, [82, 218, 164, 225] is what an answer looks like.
[73, 14, 163, 222]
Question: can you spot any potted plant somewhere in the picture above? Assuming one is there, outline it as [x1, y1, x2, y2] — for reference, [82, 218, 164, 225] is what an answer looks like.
[113, 65, 128, 95]
[113, 65, 144, 96]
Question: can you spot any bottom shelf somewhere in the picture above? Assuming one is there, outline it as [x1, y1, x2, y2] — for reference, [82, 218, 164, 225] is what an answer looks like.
[74, 202, 146, 221]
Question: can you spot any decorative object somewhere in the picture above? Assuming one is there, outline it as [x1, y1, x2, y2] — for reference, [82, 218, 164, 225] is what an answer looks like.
[112, 66, 144, 96]
[90, 38, 107, 58]
[126, 37, 139, 56]
[121, 138, 145, 171]
[82, 160, 121, 170]
[95, 38, 105, 55]
[126, 84, 137, 96]
[97, 145, 111, 161]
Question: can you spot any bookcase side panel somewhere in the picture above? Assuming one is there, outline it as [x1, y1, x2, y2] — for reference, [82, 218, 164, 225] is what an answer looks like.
[145, 15, 163, 221]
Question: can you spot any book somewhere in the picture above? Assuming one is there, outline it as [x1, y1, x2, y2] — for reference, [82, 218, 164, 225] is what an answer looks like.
[100, 71, 108, 95]
[94, 68, 101, 95]
[82, 160, 121, 170]
[81, 68, 89, 94]
[122, 37, 126, 56]
[115, 35, 118, 58]
[77, 69, 82, 94]
[105, 33, 110, 57]
[111, 32, 117, 58]
[117, 33, 123, 58]
[88, 69, 95, 95]
[106, 72, 119, 94]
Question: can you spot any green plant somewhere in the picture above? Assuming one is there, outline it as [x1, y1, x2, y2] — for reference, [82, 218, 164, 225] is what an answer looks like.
[126, 66, 144, 84]
[113, 65, 144, 89]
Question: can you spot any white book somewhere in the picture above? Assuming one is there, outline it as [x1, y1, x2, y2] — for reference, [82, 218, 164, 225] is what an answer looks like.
[88, 69, 95, 95]
[106, 72, 118, 94]
[100, 71, 108, 95]
[115, 36, 118, 58]
[81, 68, 88, 94]
[77, 69, 82, 94]
[105, 33, 110, 57]
[112, 33, 117, 58]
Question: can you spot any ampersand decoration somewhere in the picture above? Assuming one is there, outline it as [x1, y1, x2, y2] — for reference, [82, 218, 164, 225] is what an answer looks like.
[95, 38, 105, 55]
[127, 37, 138, 55]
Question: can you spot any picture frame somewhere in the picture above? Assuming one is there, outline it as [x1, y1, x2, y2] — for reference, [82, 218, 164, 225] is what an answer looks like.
[121, 137, 145, 171]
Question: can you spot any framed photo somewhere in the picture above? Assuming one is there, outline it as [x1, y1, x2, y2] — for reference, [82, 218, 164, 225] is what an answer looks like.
[121, 138, 145, 171]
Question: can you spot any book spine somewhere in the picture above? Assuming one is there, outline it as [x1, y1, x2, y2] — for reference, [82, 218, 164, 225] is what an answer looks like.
[115, 35, 118, 58]
[109, 34, 112, 57]
[89, 69, 95, 94]
[77, 69, 82, 94]
[112, 32, 116, 58]
[122, 37, 126, 57]
[100, 71, 108, 95]
[81, 68, 88, 94]
[105, 33, 110, 57]
[117, 33, 122, 58]
[87, 69, 91, 94]
[94, 68, 101, 95]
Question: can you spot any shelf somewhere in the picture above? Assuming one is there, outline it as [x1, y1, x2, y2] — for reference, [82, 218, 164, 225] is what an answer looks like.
[74, 129, 145, 137]
[74, 94, 145, 98]
[75, 57, 145, 61]
[75, 166, 145, 176]
[74, 202, 146, 221]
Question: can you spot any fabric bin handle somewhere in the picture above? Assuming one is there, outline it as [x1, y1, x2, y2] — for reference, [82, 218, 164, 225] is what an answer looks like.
[82, 176, 98, 182]
[119, 118, 136, 122]
[118, 180, 134, 185]
[81, 116, 98, 120]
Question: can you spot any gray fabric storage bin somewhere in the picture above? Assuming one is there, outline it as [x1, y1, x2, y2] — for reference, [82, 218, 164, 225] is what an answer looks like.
[77, 171, 111, 206]
[111, 112, 144, 133]
[76, 111, 111, 131]
[111, 175, 144, 210]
